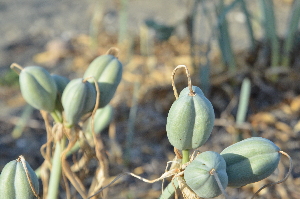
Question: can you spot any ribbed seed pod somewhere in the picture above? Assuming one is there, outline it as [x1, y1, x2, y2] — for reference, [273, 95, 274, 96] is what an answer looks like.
[83, 54, 122, 108]
[0, 156, 39, 199]
[87, 105, 113, 134]
[220, 137, 281, 187]
[62, 78, 96, 127]
[51, 74, 70, 112]
[19, 66, 57, 112]
[184, 151, 228, 198]
[166, 86, 215, 150]
[51, 74, 70, 96]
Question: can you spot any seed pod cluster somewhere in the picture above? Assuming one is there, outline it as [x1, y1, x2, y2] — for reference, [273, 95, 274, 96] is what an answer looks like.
[165, 66, 289, 198]
[13, 50, 122, 127]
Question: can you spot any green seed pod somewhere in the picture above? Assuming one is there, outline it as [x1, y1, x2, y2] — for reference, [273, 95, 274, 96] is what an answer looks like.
[83, 54, 123, 108]
[166, 86, 215, 150]
[87, 105, 113, 134]
[184, 151, 228, 198]
[19, 66, 57, 112]
[62, 78, 96, 127]
[0, 156, 39, 199]
[220, 137, 281, 188]
[51, 74, 70, 112]
[51, 74, 70, 96]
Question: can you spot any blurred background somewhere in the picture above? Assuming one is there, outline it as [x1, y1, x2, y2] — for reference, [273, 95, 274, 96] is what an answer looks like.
[1, 0, 300, 198]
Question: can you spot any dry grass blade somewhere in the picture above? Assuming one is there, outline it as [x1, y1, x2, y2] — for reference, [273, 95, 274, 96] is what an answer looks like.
[88, 76, 110, 198]
[10, 62, 23, 74]
[39, 110, 55, 197]
[171, 65, 194, 100]
[62, 173, 71, 199]
[87, 168, 182, 199]
[18, 155, 40, 198]
[106, 47, 119, 58]
[177, 176, 199, 199]
[61, 132, 87, 198]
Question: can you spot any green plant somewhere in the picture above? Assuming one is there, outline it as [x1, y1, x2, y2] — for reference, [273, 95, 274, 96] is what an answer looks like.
[235, 77, 251, 141]
[7, 47, 122, 199]
[5, 50, 293, 198]
[161, 66, 292, 198]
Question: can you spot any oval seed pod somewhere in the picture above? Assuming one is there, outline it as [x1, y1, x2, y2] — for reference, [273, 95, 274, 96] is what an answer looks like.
[0, 156, 39, 199]
[51, 74, 70, 112]
[83, 54, 122, 108]
[184, 151, 228, 198]
[19, 66, 57, 112]
[220, 137, 281, 187]
[166, 86, 215, 150]
[51, 74, 70, 96]
[62, 78, 96, 127]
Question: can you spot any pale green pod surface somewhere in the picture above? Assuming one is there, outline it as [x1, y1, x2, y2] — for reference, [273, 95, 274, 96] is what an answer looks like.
[178, 86, 204, 98]
[19, 66, 57, 112]
[166, 86, 215, 150]
[220, 137, 281, 187]
[83, 55, 123, 108]
[87, 105, 113, 134]
[0, 159, 39, 199]
[51, 74, 70, 96]
[51, 74, 70, 112]
[83, 55, 116, 80]
[97, 58, 122, 107]
[62, 78, 96, 127]
[184, 151, 228, 198]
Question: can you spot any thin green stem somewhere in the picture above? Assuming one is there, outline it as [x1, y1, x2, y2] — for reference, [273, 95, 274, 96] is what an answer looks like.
[282, 0, 300, 67]
[124, 81, 140, 165]
[159, 178, 179, 199]
[50, 111, 63, 123]
[235, 78, 251, 142]
[240, 0, 256, 51]
[182, 149, 190, 164]
[47, 136, 66, 199]
[260, 0, 280, 67]
[118, 0, 128, 44]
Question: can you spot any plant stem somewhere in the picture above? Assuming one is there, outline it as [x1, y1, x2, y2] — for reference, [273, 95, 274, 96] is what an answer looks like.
[118, 0, 128, 44]
[124, 81, 140, 165]
[182, 149, 190, 164]
[50, 111, 63, 123]
[235, 78, 251, 141]
[240, 0, 256, 51]
[260, 0, 280, 67]
[215, 0, 236, 71]
[12, 105, 33, 139]
[282, 0, 300, 67]
[159, 178, 179, 199]
[47, 136, 66, 199]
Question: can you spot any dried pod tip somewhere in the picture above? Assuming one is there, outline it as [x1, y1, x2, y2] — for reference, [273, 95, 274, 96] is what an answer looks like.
[106, 47, 119, 58]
